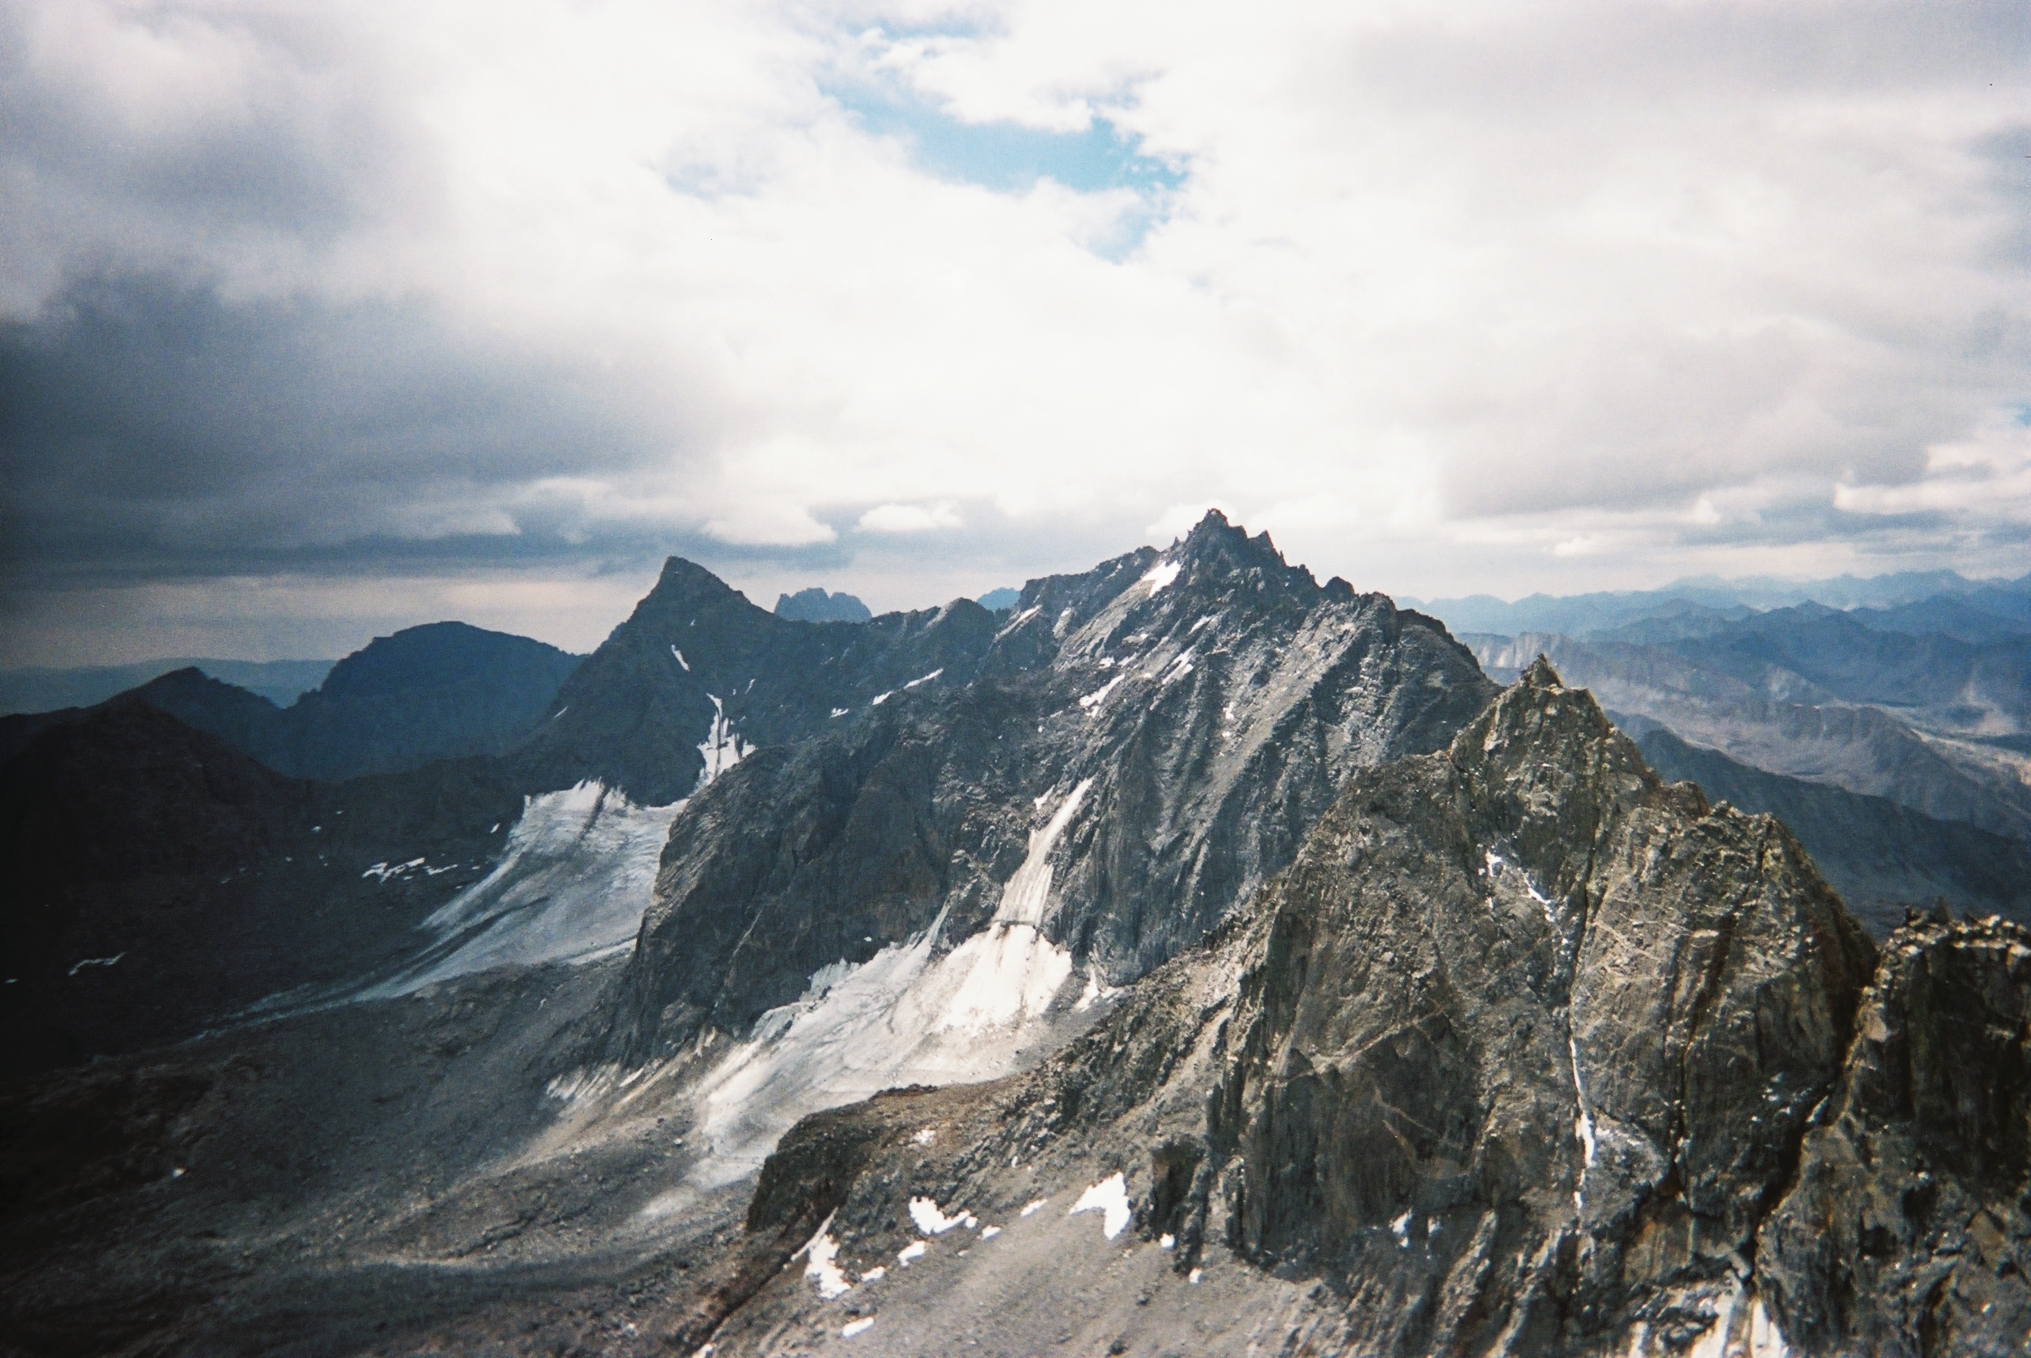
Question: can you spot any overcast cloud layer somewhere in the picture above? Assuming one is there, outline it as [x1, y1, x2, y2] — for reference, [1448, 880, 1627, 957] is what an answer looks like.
[3, 0, 2027, 664]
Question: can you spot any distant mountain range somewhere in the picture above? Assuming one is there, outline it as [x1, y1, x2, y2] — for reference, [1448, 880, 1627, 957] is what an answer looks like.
[1452, 573, 2031, 931]
[0, 657, 334, 713]
[6, 622, 584, 783]
[1411, 567, 2031, 639]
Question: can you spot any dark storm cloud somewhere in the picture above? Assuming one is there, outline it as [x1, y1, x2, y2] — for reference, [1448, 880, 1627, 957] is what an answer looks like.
[0, 273, 702, 591]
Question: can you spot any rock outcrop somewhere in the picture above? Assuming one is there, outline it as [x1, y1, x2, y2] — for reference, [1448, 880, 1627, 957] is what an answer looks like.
[684, 661, 2029, 1357]
[1760, 912, 2031, 1356]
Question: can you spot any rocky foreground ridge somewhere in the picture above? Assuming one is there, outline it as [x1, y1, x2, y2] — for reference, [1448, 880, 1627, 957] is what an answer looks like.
[681, 662, 2031, 1357]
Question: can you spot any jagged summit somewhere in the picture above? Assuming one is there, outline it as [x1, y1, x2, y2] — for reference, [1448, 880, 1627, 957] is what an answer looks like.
[1161, 509, 1326, 601]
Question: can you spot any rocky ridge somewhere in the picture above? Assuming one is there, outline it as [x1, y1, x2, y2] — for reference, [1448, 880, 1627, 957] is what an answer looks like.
[680, 661, 2030, 1357]
[598, 512, 1496, 1079]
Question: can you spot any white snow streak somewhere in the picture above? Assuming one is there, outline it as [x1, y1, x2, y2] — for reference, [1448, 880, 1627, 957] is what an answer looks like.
[1567, 1031, 1600, 1209]
[1390, 1211, 1413, 1247]
[67, 953, 125, 976]
[841, 1318, 874, 1338]
[897, 1241, 927, 1265]
[696, 694, 753, 788]
[1020, 1199, 1047, 1217]
[797, 1217, 853, 1299]
[1069, 1174, 1133, 1239]
[1486, 848, 1557, 924]
[1141, 561, 1181, 596]
[871, 690, 894, 705]
[1080, 676, 1124, 711]
[670, 645, 690, 672]
[904, 669, 943, 689]
[363, 858, 426, 882]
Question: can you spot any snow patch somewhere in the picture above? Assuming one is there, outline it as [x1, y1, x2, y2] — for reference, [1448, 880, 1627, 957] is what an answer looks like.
[859, 1266, 886, 1282]
[904, 668, 943, 689]
[1571, 1031, 1599, 1206]
[897, 1241, 926, 1265]
[697, 695, 753, 788]
[354, 782, 682, 998]
[831, 707, 849, 718]
[1485, 849, 1556, 924]
[1159, 1233, 1175, 1249]
[1069, 1174, 1132, 1239]
[670, 645, 690, 672]
[663, 784, 1102, 1195]
[1390, 1211, 1413, 1247]
[1079, 675, 1125, 711]
[909, 1197, 970, 1235]
[871, 690, 894, 705]
[1142, 560, 1181, 596]
[362, 858, 426, 882]
[980, 1225, 1001, 1239]
[797, 1216, 853, 1299]
[911, 1128, 936, 1145]
[841, 1318, 874, 1338]
[1021, 1199, 1047, 1217]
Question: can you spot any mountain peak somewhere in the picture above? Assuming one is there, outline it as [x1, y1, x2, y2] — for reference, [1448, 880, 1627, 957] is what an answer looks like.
[774, 587, 872, 623]
[1151, 511, 1317, 605]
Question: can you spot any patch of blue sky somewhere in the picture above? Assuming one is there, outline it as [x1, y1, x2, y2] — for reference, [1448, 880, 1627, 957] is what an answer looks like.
[829, 82, 1184, 197]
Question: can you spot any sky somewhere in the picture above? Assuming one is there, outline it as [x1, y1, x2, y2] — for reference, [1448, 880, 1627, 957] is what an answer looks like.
[2, 0, 2027, 665]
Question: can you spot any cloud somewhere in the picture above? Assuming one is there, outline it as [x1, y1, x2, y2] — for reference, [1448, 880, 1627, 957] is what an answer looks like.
[857, 501, 964, 533]
[1, 0, 2026, 663]
[1835, 413, 2031, 526]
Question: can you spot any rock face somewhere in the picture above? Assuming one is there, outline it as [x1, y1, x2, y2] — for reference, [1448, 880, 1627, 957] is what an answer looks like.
[1760, 913, 2031, 1356]
[1207, 658, 1877, 1353]
[600, 511, 1497, 1071]
[515, 560, 1001, 805]
[680, 662, 2031, 1357]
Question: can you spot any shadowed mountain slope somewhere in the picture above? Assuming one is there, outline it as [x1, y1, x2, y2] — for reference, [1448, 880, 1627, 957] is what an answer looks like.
[513, 561, 1003, 805]
[124, 622, 582, 781]
[0, 700, 525, 1082]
